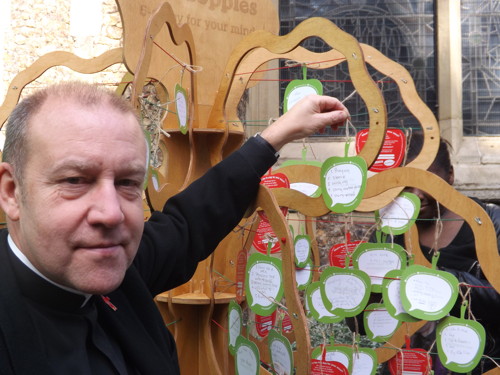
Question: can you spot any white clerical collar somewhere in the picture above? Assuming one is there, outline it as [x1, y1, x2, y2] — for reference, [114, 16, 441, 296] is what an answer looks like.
[8, 234, 92, 306]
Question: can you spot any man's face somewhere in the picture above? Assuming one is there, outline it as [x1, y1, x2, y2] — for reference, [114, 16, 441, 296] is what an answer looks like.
[7, 96, 147, 294]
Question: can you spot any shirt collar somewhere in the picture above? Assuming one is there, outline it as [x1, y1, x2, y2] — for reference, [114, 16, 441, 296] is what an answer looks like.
[8, 234, 92, 307]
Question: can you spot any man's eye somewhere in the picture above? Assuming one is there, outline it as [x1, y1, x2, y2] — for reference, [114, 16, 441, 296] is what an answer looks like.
[117, 179, 140, 187]
[65, 177, 85, 185]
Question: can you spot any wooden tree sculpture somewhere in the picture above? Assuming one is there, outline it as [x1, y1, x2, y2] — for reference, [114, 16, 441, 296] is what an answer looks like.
[1, 2, 500, 374]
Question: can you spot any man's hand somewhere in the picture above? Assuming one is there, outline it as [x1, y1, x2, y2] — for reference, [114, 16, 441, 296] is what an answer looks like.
[260, 95, 350, 151]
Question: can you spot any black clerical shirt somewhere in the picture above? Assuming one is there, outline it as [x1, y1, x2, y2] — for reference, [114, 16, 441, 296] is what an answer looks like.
[9, 249, 137, 374]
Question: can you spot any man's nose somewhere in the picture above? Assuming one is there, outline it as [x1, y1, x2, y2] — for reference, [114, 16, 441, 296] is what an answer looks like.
[87, 181, 125, 227]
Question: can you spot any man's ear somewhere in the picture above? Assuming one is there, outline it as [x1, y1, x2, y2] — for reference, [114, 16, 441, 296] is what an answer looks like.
[0, 162, 21, 221]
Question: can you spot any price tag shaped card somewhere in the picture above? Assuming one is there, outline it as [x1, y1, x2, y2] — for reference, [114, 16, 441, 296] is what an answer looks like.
[363, 303, 401, 343]
[436, 302, 486, 373]
[255, 310, 276, 338]
[245, 244, 284, 316]
[320, 266, 371, 318]
[382, 270, 420, 322]
[174, 84, 189, 135]
[296, 258, 313, 291]
[351, 347, 378, 375]
[376, 192, 420, 235]
[352, 242, 407, 293]
[400, 255, 459, 321]
[268, 329, 294, 375]
[260, 170, 290, 217]
[321, 148, 367, 213]
[294, 232, 311, 268]
[355, 128, 406, 172]
[305, 281, 343, 324]
[235, 249, 248, 303]
[388, 337, 432, 375]
[312, 344, 353, 374]
[234, 335, 260, 375]
[252, 216, 280, 254]
[329, 232, 365, 268]
[228, 301, 243, 355]
[283, 65, 323, 113]
[310, 359, 349, 375]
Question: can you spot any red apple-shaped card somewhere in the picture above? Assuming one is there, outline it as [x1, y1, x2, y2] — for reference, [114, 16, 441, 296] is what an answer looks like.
[320, 144, 367, 213]
[329, 232, 365, 268]
[234, 335, 260, 375]
[352, 242, 407, 293]
[351, 347, 378, 375]
[382, 269, 420, 322]
[388, 336, 432, 375]
[268, 329, 294, 375]
[283, 65, 323, 113]
[436, 301, 486, 373]
[355, 128, 406, 172]
[320, 265, 371, 318]
[363, 303, 401, 343]
[311, 343, 353, 374]
[305, 281, 343, 324]
[376, 192, 420, 235]
[174, 84, 189, 135]
[245, 243, 284, 316]
[228, 301, 243, 356]
[260, 169, 290, 218]
[400, 254, 459, 321]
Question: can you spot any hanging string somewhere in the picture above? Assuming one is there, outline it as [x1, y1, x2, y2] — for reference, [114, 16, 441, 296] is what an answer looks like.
[150, 37, 203, 74]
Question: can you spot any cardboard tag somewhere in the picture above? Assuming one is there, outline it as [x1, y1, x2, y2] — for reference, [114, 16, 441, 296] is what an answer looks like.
[355, 128, 406, 172]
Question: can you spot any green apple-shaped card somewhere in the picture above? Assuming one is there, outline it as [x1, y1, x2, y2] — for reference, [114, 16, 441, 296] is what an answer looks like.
[320, 147, 367, 213]
[311, 343, 353, 374]
[320, 266, 371, 318]
[376, 192, 420, 235]
[381, 269, 420, 322]
[268, 329, 294, 375]
[351, 347, 378, 375]
[294, 233, 311, 268]
[363, 303, 401, 343]
[174, 84, 189, 135]
[245, 244, 284, 316]
[436, 302, 486, 374]
[234, 335, 260, 375]
[283, 65, 323, 113]
[305, 281, 343, 324]
[400, 255, 459, 321]
[352, 242, 407, 293]
[296, 258, 313, 291]
[228, 300, 243, 355]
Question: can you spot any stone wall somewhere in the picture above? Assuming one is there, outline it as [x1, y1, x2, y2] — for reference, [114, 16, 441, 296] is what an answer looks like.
[1, 0, 126, 102]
